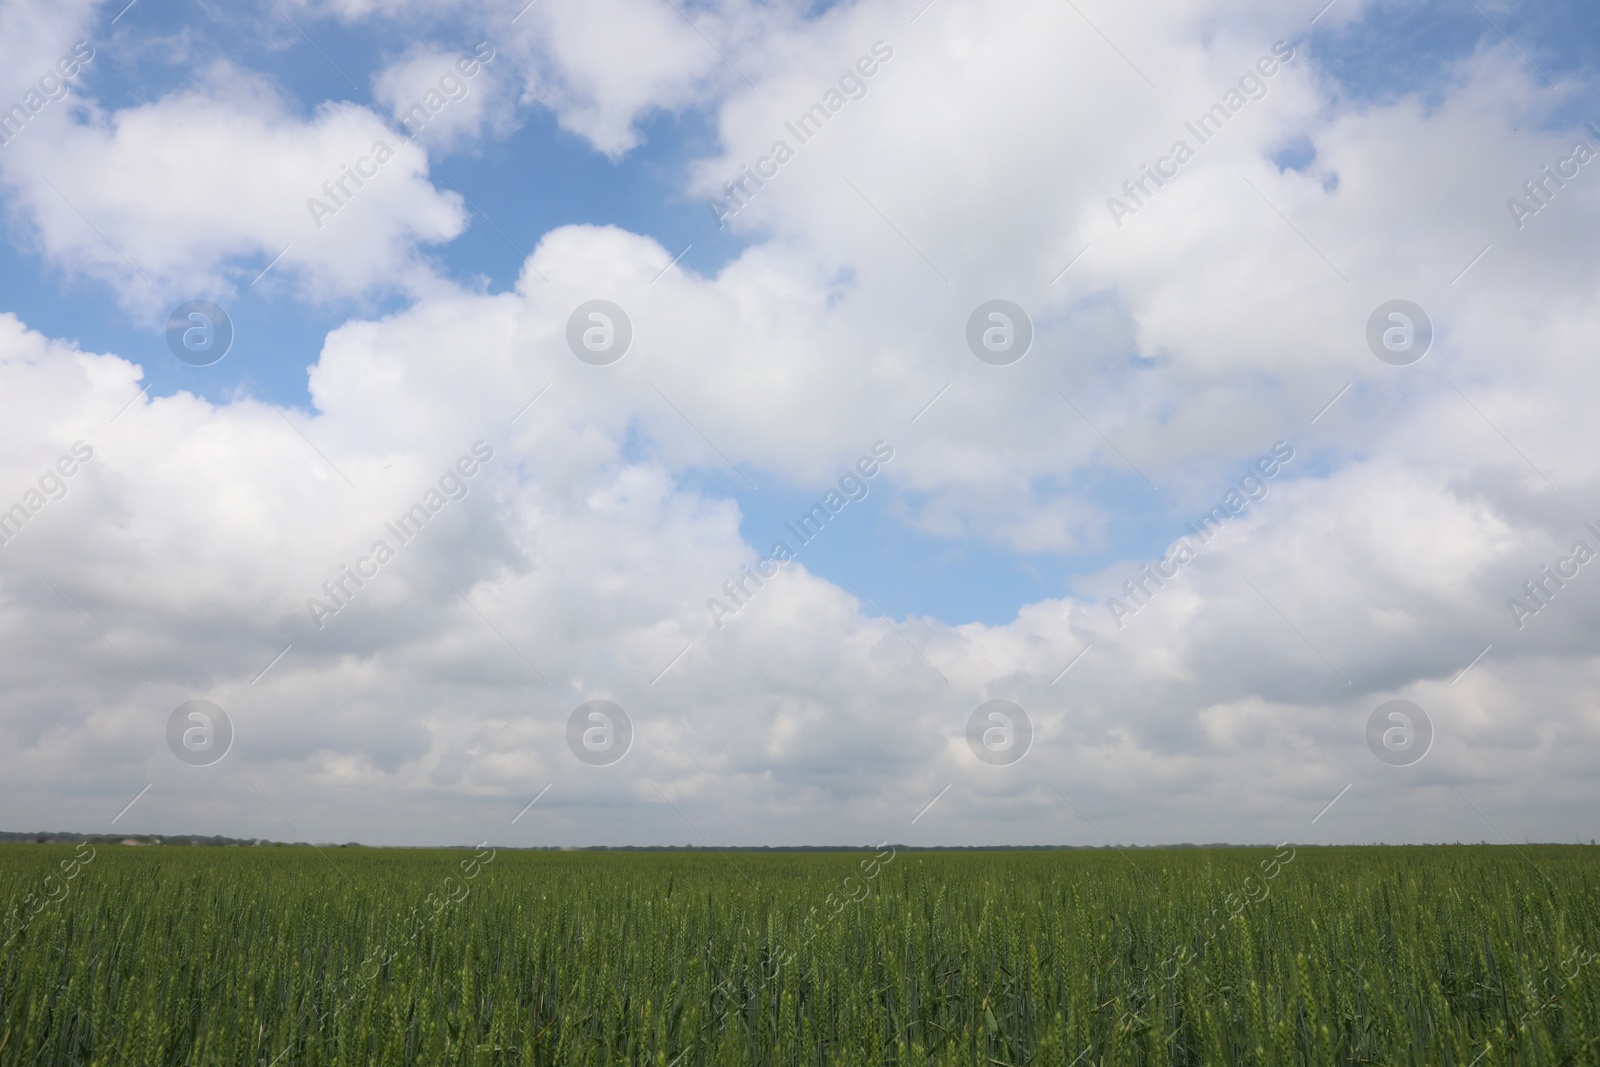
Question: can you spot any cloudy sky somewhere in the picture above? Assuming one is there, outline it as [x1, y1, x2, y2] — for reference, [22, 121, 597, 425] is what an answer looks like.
[1, 0, 1596, 848]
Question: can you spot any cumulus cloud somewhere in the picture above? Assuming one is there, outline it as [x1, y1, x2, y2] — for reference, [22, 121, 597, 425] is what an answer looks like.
[291, 0, 782, 158]
[372, 42, 510, 153]
[0, 0, 100, 107]
[505, 0, 746, 157]
[0, 60, 466, 313]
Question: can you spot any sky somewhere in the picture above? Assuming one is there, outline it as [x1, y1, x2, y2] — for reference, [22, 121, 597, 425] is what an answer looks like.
[0, 0, 1597, 848]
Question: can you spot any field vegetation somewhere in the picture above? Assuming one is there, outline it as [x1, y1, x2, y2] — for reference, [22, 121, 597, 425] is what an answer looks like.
[1, 843, 1596, 1065]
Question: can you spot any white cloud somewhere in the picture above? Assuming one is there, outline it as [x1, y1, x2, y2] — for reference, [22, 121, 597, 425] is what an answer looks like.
[371, 42, 509, 153]
[507, 0, 737, 157]
[290, 0, 784, 158]
[0, 61, 465, 314]
[0, 0, 101, 108]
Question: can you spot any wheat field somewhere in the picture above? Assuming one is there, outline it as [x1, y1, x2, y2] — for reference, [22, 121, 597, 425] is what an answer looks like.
[2, 843, 1597, 1065]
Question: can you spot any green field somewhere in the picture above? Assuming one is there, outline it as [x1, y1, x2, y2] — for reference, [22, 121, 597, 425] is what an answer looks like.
[2, 843, 1597, 1065]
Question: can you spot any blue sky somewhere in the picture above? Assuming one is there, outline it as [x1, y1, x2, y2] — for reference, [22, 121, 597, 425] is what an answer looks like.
[3, 0, 1589, 631]
[6, 0, 1593, 627]
[2, 0, 1598, 845]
